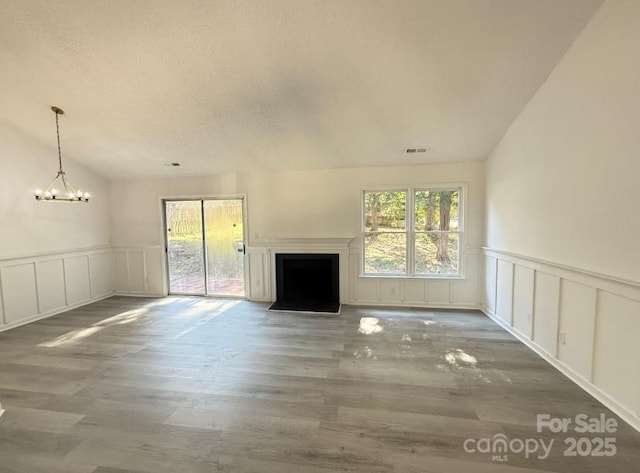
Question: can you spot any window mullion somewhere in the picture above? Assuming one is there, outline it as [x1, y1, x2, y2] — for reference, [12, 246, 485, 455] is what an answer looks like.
[407, 189, 414, 277]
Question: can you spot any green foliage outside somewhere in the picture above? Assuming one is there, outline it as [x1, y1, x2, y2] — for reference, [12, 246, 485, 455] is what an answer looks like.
[364, 190, 460, 274]
[166, 201, 243, 281]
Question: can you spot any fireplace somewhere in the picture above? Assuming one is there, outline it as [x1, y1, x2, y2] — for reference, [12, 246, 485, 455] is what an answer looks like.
[269, 253, 340, 313]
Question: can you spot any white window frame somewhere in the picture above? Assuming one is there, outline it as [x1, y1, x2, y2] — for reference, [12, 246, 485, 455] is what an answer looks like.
[361, 183, 466, 279]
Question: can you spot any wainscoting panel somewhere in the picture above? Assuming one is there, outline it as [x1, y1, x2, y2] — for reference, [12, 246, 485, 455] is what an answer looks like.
[89, 252, 113, 298]
[593, 291, 640, 421]
[427, 280, 450, 304]
[350, 250, 480, 309]
[482, 247, 640, 432]
[380, 279, 402, 303]
[127, 251, 146, 294]
[1, 263, 38, 324]
[354, 278, 379, 304]
[512, 265, 534, 339]
[452, 253, 480, 304]
[532, 271, 560, 357]
[35, 259, 66, 314]
[403, 279, 427, 305]
[111, 247, 164, 296]
[112, 251, 129, 293]
[496, 260, 514, 324]
[557, 280, 597, 381]
[246, 247, 269, 301]
[483, 255, 497, 314]
[64, 255, 91, 306]
[0, 247, 112, 332]
[144, 248, 165, 296]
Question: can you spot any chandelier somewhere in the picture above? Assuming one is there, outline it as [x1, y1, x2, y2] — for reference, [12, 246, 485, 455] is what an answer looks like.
[34, 106, 90, 202]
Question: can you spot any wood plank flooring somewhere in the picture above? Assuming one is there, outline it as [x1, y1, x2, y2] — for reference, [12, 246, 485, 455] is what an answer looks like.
[0, 296, 638, 472]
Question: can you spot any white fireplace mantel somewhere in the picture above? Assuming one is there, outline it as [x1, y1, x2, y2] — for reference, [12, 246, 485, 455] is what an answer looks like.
[254, 237, 355, 304]
[259, 237, 354, 251]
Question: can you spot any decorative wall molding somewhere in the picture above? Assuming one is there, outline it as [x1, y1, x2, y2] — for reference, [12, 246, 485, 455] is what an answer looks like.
[112, 238, 483, 309]
[481, 247, 640, 433]
[483, 247, 640, 300]
[0, 245, 111, 264]
[112, 246, 165, 296]
[246, 247, 269, 301]
[348, 246, 481, 309]
[0, 246, 113, 333]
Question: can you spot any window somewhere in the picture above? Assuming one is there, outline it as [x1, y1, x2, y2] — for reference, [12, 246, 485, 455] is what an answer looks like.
[362, 186, 463, 277]
[414, 189, 460, 275]
[364, 191, 407, 274]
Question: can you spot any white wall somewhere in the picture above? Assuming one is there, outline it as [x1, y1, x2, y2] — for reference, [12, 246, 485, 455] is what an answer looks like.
[486, 0, 640, 282]
[110, 161, 485, 306]
[1, 120, 110, 258]
[0, 119, 112, 331]
[483, 0, 640, 430]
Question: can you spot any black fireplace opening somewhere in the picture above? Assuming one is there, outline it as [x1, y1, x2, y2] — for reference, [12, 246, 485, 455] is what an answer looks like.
[269, 253, 340, 313]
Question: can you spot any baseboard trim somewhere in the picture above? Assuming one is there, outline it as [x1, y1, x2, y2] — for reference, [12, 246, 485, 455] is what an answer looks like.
[481, 306, 640, 433]
[349, 301, 480, 310]
[247, 297, 271, 302]
[112, 292, 164, 298]
[0, 292, 114, 333]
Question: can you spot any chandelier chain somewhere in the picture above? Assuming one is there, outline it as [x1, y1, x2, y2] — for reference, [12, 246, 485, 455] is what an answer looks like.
[55, 109, 63, 173]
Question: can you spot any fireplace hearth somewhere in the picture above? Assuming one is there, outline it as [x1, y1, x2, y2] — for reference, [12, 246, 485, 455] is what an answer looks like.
[269, 253, 340, 313]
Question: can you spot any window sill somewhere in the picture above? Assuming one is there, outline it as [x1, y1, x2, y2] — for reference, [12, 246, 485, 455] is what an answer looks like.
[359, 274, 465, 280]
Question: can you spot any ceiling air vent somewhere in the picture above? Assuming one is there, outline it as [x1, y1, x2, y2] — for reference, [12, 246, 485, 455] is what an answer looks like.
[406, 147, 429, 153]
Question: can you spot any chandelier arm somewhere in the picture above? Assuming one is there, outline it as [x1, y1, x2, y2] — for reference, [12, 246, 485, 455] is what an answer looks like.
[43, 174, 60, 192]
[61, 173, 78, 196]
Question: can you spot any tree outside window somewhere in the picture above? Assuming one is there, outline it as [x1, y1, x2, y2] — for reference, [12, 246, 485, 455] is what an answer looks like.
[364, 191, 406, 273]
[363, 187, 462, 276]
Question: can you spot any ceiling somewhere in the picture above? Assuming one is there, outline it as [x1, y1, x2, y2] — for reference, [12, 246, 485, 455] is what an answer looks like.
[0, 0, 602, 180]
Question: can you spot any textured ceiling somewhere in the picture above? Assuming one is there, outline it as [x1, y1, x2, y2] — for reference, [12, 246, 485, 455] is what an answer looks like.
[0, 0, 602, 179]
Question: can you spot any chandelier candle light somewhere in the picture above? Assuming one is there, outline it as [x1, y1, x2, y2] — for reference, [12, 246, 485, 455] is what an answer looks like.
[34, 106, 90, 202]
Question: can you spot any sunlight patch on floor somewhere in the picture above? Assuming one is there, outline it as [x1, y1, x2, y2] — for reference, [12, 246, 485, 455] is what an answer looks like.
[96, 308, 149, 326]
[142, 298, 180, 308]
[444, 348, 478, 367]
[39, 308, 150, 347]
[172, 300, 241, 339]
[39, 326, 105, 348]
[358, 317, 384, 335]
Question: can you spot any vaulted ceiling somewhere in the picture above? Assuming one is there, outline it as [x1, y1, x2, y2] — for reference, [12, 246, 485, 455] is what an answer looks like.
[1, 0, 602, 179]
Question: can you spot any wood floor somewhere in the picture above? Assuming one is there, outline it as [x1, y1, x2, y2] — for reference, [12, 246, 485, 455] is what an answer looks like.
[0, 296, 638, 472]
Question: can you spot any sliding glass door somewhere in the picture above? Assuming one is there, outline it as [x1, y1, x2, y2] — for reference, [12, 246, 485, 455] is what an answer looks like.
[165, 200, 206, 294]
[165, 199, 245, 297]
[204, 199, 245, 296]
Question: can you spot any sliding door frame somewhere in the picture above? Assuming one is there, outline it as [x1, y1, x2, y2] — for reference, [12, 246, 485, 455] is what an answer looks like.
[161, 194, 248, 298]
